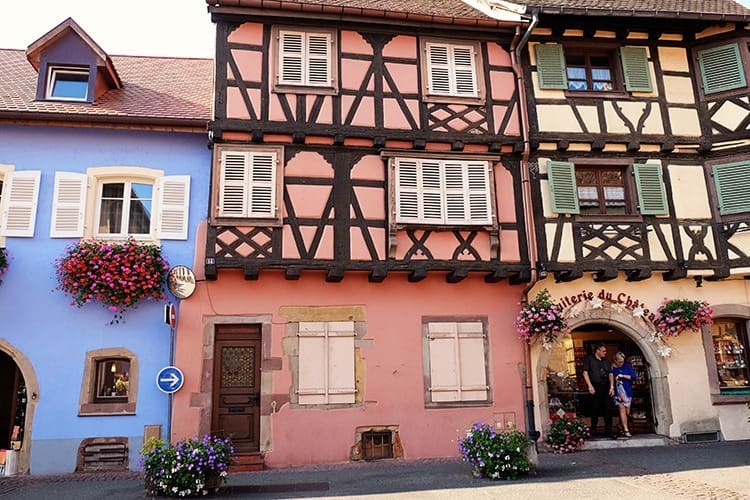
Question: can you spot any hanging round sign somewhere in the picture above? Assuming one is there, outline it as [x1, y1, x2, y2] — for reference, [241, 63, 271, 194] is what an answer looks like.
[167, 265, 196, 299]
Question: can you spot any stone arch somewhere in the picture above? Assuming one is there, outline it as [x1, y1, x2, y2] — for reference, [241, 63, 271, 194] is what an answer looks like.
[0, 339, 40, 475]
[535, 304, 673, 437]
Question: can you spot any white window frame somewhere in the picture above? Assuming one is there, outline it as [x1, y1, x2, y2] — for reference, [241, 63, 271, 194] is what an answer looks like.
[296, 321, 356, 406]
[391, 156, 494, 226]
[420, 38, 484, 104]
[46, 66, 90, 101]
[273, 27, 337, 93]
[423, 319, 491, 406]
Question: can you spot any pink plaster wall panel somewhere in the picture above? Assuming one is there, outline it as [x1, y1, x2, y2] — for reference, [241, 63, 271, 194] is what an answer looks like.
[287, 184, 333, 218]
[384, 140, 412, 150]
[448, 110, 488, 132]
[463, 144, 489, 153]
[383, 98, 418, 130]
[425, 142, 452, 151]
[282, 225, 334, 259]
[285, 151, 333, 178]
[344, 137, 373, 147]
[228, 22, 263, 45]
[351, 186, 385, 219]
[341, 30, 373, 55]
[227, 87, 251, 120]
[382, 35, 417, 59]
[502, 104, 520, 136]
[264, 133, 292, 143]
[350, 155, 384, 181]
[304, 136, 335, 145]
[171, 272, 526, 465]
[350, 226, 386, 260]
[222, 131, 253, 141]
[394, 230, 490, 260]
[341, 59, 373, 92]
[486, 41, 511, 67]
[490, 70, 516, 101]
[231, 49, 263, 83]
[307, 95, 333, 125]
[500, 230, 521, 262]
[270, 93, 296, 122]
[494, 164, 517, 224]
[385, 63, 418, 94]
[342, 95, 376, 127]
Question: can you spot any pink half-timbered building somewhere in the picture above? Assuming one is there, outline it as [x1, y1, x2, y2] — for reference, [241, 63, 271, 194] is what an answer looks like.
[172, 0, 533, 468]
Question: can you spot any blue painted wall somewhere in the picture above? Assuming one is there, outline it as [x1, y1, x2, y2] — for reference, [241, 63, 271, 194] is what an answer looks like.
[0, 125, 209, 473]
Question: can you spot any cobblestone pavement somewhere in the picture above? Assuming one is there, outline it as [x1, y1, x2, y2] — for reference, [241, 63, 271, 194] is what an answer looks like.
[1, 440, 748, 499]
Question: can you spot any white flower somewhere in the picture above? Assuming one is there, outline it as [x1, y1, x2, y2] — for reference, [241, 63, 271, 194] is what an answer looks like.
[568, 304, 581, 317]
[632, 306, 645, 318]
[542, 342, 553, 350]
[589, 297, 604, 309]
[657, 345, 672, 357]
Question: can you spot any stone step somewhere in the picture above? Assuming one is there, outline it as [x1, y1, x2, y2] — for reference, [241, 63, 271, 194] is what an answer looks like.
[581, 434, 672, 450]
[229, 454, 264, 473]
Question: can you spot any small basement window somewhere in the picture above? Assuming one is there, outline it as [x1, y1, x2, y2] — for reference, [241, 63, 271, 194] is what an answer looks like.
[362, 431, 393, 460]
[46, 66, 89, 101]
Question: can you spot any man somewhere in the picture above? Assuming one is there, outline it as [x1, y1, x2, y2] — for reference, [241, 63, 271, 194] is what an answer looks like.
[582, 343, 614, 438]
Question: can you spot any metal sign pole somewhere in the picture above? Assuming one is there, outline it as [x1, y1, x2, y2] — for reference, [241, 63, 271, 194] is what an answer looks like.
[168, 320, 175, 441]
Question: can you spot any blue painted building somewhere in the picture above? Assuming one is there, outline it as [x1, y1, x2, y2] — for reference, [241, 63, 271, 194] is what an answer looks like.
[0, 18, 212, 474]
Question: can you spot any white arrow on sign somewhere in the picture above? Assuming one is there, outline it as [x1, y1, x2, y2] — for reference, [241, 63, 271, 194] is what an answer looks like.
[159, 372, 181, 389]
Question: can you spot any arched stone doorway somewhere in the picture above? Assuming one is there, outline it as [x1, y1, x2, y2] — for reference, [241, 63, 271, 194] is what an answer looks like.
[0, 341, 39, 475]
[535, 305, 673, 437]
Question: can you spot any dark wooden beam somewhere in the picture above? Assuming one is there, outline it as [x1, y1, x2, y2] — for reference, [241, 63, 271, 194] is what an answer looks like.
[451, 141, 465, 152]
[413, 139, 426, 150]
[509, 269, 531, 285]
[554, 269, 583, 283]
[626, 268, 652, 281]
[556, 139, 569, 152]
[325, 266, 344, 283]
[292, 131, 305, 144]
[285, 267, 301, 280]
[408, 269, 427, 282]
[368, 266, 387, 283]
[484, 268, 507, 283]
[593, 268, 618, 282]
[244, 265, 259, 280]
[446, 268, 468, 283]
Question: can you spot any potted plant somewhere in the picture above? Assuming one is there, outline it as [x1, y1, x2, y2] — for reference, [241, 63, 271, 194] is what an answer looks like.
[55, 238, 169, 324]
[141, 435, 234, 497]
[0, 248, 8, 284]
[458, 423, 534, 480]
[546, 417, 590, 454]
[653, 298, 713, 339]
[515, 289, 568, 348]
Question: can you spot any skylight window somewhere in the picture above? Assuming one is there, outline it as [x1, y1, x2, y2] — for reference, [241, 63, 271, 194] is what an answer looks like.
[46, 67, 90, 101]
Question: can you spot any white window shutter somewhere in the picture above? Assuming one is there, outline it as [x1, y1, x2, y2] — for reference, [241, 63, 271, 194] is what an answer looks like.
[1, 170, 41, 237]
[396, 159, 420, 222]
[326, 321, 356, 404]
[444, 161, 467, 223]
[427, 44, 452, 95]
[298, 322, 328, 405]
[306, 33, 331, 86]
[279, 31, 304, 85]
[156, 175, 190, 240]
[456, 322, 488, 401]
[249, 153, 276, 218]
[297, 321, 355, 405]
[219, 151, 249, 218]
[452, 45, 478, 97]
[427, 322, 461, 402]
[421, 160, 443, 222]
[466, 161, 491, 224]
[50, 171, 87, 238]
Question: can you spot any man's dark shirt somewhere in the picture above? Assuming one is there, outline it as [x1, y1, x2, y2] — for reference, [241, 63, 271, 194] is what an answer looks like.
[583, 355, 611, 386]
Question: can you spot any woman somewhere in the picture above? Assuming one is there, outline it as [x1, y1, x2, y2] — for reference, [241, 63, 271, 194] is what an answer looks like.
[612, 352, 637, 438]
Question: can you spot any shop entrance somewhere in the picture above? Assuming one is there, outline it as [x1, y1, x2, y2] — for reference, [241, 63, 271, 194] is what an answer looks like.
[545, 324, 654, 435]
[0, 351, 26, 451]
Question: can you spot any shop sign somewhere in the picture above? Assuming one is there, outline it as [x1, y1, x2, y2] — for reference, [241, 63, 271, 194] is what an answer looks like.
[556, 288, 657, 322]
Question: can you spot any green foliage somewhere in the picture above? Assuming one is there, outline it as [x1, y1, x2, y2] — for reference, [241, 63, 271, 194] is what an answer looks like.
[0, 248, 8, 284]
[458, 423, 534, 480]
[546, 417, 589, 454]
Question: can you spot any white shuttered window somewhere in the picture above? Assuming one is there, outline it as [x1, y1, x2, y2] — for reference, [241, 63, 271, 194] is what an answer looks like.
[425, 42, 479, 98]
[218, 150, 278, 219]
[395, 158, 492, 225]
[0, 170, 41, 238]
[278, 30, 332, 87]
[426, 321, 489, 403]
[297, 321, 356, 405]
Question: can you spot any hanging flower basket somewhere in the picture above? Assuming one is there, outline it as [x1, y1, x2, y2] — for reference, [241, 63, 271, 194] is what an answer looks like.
[516, 289, 568, 347]
[0, 248, 8, 285]
[55, 238, 169, 324]
[653, 298, 713, 339]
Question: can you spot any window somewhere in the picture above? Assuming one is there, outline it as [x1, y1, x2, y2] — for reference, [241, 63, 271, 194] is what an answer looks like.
[547, 160, 667, 216]
[711, 320, 749, 395]
[423, 320, 490, 406]
[535, 44, 652, 93]
[0, 169, 41, 238]
[50, 167, 190, 240]
[697, 43, 747, 96]
[393, 157, 493, 226]
[211, 145, 283, 226]
[46, 66, 90, 101]
[79, 348, 138, 415]
[421, 39, 482, 102]
[297, 321, 356, 405]
[273, 27, 336, 92]
[712, 160, 750, 216]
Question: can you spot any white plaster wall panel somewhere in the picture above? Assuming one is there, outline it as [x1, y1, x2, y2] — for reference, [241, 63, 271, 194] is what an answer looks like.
[537, 105, 583, 133]
[727, 231, 750, 260]
[545, 222, 575, 262]
[603, 101, 664, 135]
[658, 46, 690, 72]
[669, 108, 701, 137]
[647, 223, 673, 262]
[576, 105, 600, 134]
[663, 76, 696, 104]
[668, 165, 711, 219]
[710, 100, 748, 133]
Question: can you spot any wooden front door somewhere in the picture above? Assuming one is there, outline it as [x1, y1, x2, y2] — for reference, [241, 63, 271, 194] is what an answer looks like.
[212, 325, 261, 454]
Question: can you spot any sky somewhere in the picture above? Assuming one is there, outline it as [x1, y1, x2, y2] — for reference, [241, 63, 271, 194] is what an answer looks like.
[1, 0, 750, 59]
[0, 0, 215, 58]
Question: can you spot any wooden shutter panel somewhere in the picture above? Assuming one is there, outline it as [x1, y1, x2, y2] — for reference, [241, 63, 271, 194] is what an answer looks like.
[421, 160, 443, 222]
[698, 43, 747, 95]
[465, 161, 491, 224]
[279, 31, 304, 85]
[396, 159, 420, 222]
[50, 171, 87, 238]
[156, 175, 190, 240]
[218, 151, 248, 217]
[444, 161, 491, 225]
[306, 33, 331, 86]
[248, 153, 276, 218]
[297, 321, 355, 405]
[427, 322, 488, 402]
[633, 163, 667, 215]
[452, 45, 478, 97]
[547, 161, 579, 214]
[298, 322, 327, 405]
[325, 321, 356, 404]
[535, 43, 567, 90]
[620, 46, 653, 92]
[427, 43, 452, 95]
[713, 161, 750, 215]
[456, 322, 488, 401]
[427, 322, 461, 402]
[0, 170, 41, 237]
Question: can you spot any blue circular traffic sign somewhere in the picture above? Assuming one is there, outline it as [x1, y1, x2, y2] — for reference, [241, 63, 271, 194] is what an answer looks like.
[156, 366, 184, 394]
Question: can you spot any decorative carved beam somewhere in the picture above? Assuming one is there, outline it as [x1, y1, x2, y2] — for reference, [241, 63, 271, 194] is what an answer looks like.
[509, 269, 532, 285]
[593, 268, 618, 282]
[446, 268, 468, 283]
[292, 131, 305, 144]
[554, 269, 583, 283]
[556, 140, 569, 152]
[252, 130, 264, 143]
[706, 267, 730, 281]
[662, 266, 687, 281]
[451, 141, 465, 152]
[244, 265, 259, 280]
[326, 266, 344, 283]
[368, 266, 387, 283]
[484, 268, 507, 283]
[285, 267, 301, 280]
[660, 141, 675, 153]
[625, 268, 652, 281]
[413, 139, 426, 150]
[408, 269, 428, 282]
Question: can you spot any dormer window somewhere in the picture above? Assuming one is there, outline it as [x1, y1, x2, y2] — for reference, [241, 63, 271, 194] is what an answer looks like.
[46, 66, 89, 101]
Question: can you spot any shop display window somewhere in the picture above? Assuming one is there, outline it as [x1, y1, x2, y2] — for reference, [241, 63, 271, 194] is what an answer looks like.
[711, 320, 750, 393]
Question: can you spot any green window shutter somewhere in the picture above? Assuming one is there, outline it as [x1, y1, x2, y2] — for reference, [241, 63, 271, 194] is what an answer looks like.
[535, 44, 567, 90]
[547, 160, 579, 214]
[713, 161, 750, 215]
[633, 163, 667, 215]
[620, 47, 653, 92]
[698, 43, 747, 95]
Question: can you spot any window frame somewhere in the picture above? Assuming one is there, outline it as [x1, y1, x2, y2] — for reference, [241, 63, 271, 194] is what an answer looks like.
[564, 48, 620, 93]
[271, 26, 338, 95]
[693, 38, 750, 100]
[700, 305, 750, 405]
[92, 358, 131, 404]
[94, 179, 154, 239]
[79, 348, 139, 416]
[45, 65, 90, 102]
[420, 37, 485, 105]
[574, 164, 635, 217]
[422, 317, 492, 408]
